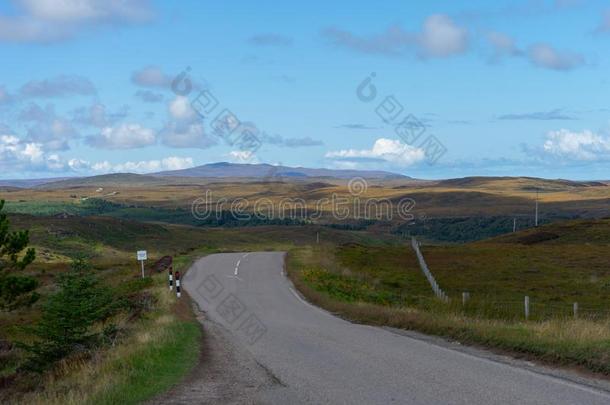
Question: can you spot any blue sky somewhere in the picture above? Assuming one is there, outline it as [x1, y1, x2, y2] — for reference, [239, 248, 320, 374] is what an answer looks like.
[1, 0, 610, 180]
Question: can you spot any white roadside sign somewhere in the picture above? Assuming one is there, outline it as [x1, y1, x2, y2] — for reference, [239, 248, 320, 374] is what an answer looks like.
[137, 250, 147, 278]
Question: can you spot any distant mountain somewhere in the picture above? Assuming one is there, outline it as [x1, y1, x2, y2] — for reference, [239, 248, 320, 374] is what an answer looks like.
[34, 173, 168, 189]
[436, 176, 608, 190]
[1, 164, 406, 189]
[0, 177, 73, 188]
[154, 162, 408, 179]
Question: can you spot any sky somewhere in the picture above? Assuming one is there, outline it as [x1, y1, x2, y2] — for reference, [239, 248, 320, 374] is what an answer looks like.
[1, 0, 610, 180]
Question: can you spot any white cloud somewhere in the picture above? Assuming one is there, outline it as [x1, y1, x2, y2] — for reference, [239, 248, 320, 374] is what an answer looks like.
[542, 129, 610, 161]
[322, 14, 468, 58]
[0, 126, 191, 175]
[160, 121, 216, 149]
[18, 0, 152, 22]
[227, 150, 258, 163]
[484, 32, 584, 71]
[18, 103, 78, 151]
[326, 138, 426, 167]
[0, 133, 66, 172]
[486, 31, 521, 61]
[19, 75, 96, 98]
[0, 0, 154, 43]
[159, 96, 216, 149]
[72, 102, 128, 128]
[418, 14, 469, 57]
[168, 96, 196, 120]
[527, 43, 585, 71]
[22, 141, 44, 161]
[67, 158, 89, 170]
[131, 65, 171, 88]
[91, 156, 194, 173]
[86, 123, 156, 149]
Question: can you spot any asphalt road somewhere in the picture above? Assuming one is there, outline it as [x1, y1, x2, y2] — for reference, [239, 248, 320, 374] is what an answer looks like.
[183, 252, 610, 405]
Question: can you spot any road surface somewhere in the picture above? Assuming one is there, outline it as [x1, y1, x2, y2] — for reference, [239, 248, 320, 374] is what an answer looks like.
[179, 252, 610, 404]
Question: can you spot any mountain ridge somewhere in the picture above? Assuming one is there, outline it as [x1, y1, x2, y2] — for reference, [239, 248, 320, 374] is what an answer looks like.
[152, 162, 408, 179]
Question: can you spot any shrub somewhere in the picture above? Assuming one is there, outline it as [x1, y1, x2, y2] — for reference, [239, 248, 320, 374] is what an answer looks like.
[20, 258, 118, 372]
[0, 199, 36, 309]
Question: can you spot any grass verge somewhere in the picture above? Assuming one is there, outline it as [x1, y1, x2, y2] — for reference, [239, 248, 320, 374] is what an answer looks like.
[287, 245, 610, 375]
[4, 257, 202, 405]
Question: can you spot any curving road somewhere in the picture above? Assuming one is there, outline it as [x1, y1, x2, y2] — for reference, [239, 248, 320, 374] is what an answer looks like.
[182, 252, 610, 404]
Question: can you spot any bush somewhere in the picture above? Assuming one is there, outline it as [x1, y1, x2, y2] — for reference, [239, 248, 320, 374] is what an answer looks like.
[20, 258, 118, 372]
[0, 199, 36, 309]
[0, 275, 39, 310]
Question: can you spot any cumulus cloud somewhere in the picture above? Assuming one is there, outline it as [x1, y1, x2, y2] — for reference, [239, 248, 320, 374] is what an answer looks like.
[159, 96, 216, 149]
[18, 103, 78, 151]
[0, 132, 67, 172]
[168, 96, 196, 120]
[248, 33, 293, 47]
[0, 0, 154, 43]
[72, 103, 128, 128]
[19, 75, 96, 98]
[485, 31, 585, 71]
[91, 156, 194, 173]
[542, 129, 610, 161]
[160, 121, 216, 149]
[323, 14, 468, 58]
[131, 65, 172, 88]
[86, 123, 156, 149]
[227, 150, 258, 163]
[17, 0, 152, 22]
[325, 138, 425, 167]
[486, 31, 521, 61]
[418, 14, 469, 58]
[527, 43, 585, 71]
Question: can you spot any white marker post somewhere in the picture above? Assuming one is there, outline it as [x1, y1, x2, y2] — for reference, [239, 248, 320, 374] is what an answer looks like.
[137, 250, 147, 279]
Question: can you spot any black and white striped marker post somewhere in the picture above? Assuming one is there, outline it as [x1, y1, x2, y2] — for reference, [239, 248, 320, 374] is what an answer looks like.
[168, 267, 173, 291]
[175, 271, 181, 298]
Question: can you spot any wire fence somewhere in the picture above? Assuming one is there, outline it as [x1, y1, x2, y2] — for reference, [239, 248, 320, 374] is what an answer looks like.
[408, 237, 610, 322]
[400, 294, 610, 322]
[410, 237, 448, 302]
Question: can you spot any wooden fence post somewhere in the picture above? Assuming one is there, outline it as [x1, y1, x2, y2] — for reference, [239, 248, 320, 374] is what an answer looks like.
[573, 302, 578, 319]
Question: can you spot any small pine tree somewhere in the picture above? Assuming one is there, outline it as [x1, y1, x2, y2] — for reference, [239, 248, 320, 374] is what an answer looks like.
[0, 199, 37, 309]
[21, 257, 117, 372]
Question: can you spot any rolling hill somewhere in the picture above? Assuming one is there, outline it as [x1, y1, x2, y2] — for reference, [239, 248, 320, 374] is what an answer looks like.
[153, 162, 408, 179]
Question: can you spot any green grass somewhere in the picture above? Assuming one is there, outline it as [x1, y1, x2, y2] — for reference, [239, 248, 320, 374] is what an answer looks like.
[420, 220, 610, 318]
[287, 245, 610, 375]
[300, 244, 432, 306]
[293, 219, 610, 321]
[91, 319, 201, 405]
[1, 213, 399, 404]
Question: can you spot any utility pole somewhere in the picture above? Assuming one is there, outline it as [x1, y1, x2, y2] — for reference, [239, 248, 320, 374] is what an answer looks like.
[513, 218, 516, 233]
[535, 189, 539, 227]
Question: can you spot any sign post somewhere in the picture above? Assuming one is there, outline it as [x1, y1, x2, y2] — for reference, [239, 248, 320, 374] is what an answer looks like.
[137, 250, 147, 278]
